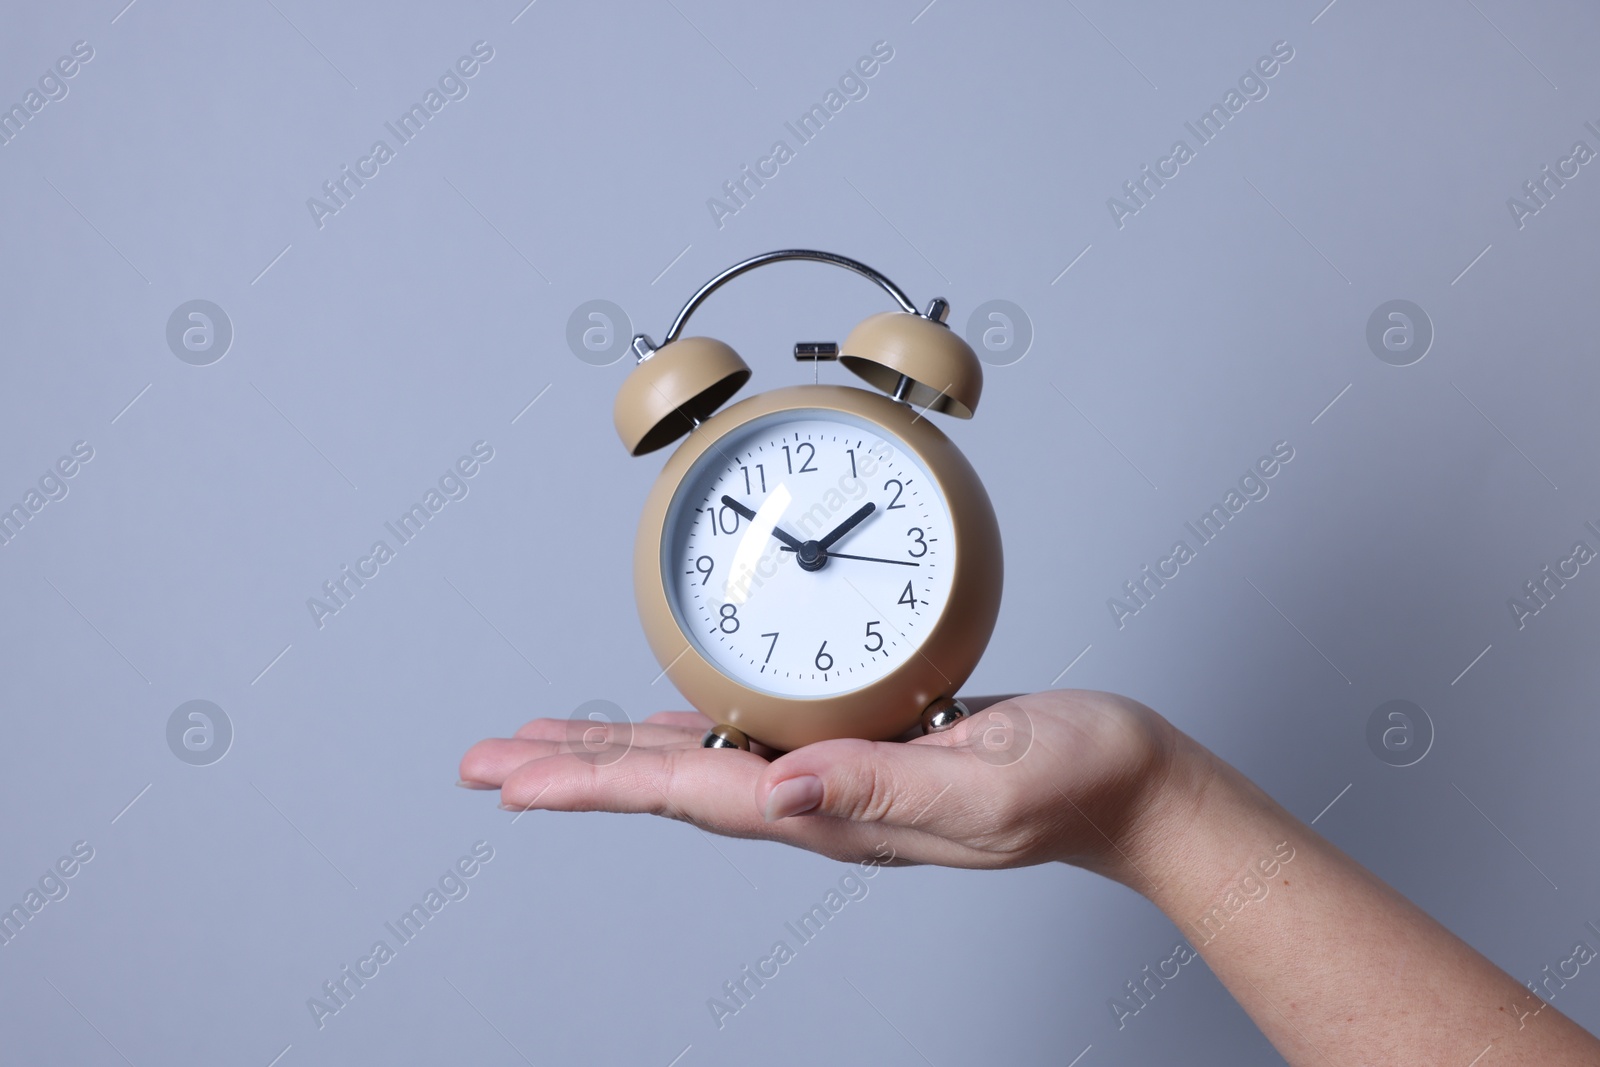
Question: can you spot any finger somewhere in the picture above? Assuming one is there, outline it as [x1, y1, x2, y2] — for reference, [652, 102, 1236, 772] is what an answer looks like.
[460, 737, 562, 785]
[756, 737, 984, 832]
[499, 746, 770, 835]
[636, 711, 781, 759]
[464, 720, 710, 784]
[499, 747, 946, 864]
[958, 694, 1027, 716]
[511, 718, 699, 746]
[643, 711, 715, 729]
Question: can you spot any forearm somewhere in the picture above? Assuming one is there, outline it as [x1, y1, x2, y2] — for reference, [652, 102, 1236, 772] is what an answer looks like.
[1111, 734, 1597, 1065]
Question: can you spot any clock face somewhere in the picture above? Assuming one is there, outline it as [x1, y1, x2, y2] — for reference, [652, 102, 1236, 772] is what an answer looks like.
[662, 409, 956, 698]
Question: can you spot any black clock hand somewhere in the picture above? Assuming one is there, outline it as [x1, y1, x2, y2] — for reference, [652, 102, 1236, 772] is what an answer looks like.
[779, 547, 919, 567]
[816, 503, 876, 551]
[719, 495, 804, 551]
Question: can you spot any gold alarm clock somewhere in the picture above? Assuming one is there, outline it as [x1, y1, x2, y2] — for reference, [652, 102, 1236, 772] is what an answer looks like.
[614, 250, 1002, 752]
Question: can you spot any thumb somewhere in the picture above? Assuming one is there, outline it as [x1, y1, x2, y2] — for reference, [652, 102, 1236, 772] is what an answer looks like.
[756, 737, 969, 826]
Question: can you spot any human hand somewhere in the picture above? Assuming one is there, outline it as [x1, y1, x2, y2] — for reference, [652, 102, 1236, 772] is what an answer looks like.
[458, 689, 1185, 881]
[462, 693, 1600, 1064]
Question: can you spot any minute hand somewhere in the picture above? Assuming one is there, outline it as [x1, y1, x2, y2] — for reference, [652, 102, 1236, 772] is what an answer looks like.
[719, 495, 804, 551]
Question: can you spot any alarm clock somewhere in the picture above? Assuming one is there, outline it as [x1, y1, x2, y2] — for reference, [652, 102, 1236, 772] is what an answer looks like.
[613, 250, 1002, 752]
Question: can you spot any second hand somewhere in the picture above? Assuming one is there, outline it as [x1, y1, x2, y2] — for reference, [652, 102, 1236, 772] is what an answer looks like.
[778, 547, 919, 567]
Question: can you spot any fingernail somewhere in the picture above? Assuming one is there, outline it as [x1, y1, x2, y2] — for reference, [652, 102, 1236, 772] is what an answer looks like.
[764, 776, 823, 822]
[498, 802, 531, 812]
[456, 779, 497, 790]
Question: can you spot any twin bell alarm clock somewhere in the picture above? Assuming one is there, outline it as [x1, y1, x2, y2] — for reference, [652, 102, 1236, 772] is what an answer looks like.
[612, 250, 1002, 753]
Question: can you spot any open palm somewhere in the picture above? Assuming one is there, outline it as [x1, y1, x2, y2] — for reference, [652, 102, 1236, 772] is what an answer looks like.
[459, 690, 1179, 879]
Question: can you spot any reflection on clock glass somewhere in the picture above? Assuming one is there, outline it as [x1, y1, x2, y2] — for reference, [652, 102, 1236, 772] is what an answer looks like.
[663, 410, 956, 698]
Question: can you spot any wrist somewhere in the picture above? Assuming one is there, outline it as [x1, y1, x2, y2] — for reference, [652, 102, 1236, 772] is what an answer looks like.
[1097, 728, 1218, 894]
[1102, 730, 1292, 920]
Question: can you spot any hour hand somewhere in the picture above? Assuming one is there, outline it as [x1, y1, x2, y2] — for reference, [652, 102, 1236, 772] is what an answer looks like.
[817, 502, 875, 550]
[720, 495, 804, 551]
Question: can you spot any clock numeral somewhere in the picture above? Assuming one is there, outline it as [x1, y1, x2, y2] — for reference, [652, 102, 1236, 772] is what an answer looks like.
[898, 580, 917, 607]
[782, 442, 817, 474]
[846, 448, 857, 478]
[759, 631, 779, 664]
[864, 621, 883, 653]
[706, 504, 740, 535]
[741, 463, 766, 495]
[814, 641, 833, 672]
[719, 603, 740, 633]
[906, 527, 929, 557]
[695, 555, 714, 585]
[885, 479, 906, 510]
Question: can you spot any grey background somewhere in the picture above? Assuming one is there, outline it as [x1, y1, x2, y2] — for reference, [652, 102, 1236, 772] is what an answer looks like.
[2, 1, 1598, 1064]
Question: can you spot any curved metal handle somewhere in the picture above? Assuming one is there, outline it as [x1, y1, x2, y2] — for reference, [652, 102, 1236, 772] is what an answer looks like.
[635, 250, 921, 360]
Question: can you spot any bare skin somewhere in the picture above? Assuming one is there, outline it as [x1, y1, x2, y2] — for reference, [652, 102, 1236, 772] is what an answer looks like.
[459, 690, 1600, 1064]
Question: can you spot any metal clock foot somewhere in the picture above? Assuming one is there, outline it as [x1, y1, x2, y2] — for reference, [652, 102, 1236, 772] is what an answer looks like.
[919, 697, 970, 735]
[702, 725, 751, 750]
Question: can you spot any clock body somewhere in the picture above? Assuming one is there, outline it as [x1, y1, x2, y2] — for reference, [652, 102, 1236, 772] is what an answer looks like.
[633, 383, 1001, 752]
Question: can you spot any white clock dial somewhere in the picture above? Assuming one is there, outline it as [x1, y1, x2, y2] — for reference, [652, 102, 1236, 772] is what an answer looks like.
[663, 410, 956, 698]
